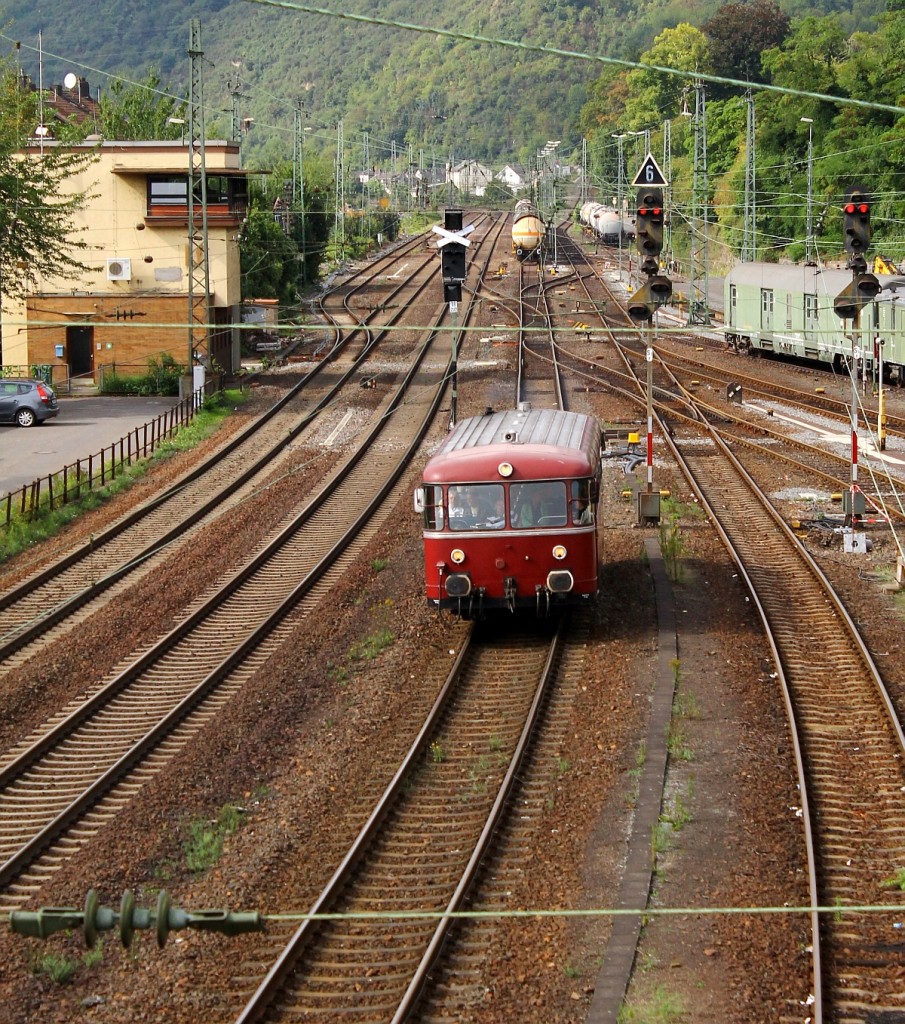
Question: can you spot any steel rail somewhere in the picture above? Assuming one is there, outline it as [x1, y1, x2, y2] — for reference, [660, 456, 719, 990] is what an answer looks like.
[0, 235, 456, 663]
[0, 213, 512, 897]
[235, 621, 566, 1023]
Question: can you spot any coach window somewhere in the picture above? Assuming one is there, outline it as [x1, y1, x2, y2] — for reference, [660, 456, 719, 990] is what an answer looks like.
[423, 485, 444, 530]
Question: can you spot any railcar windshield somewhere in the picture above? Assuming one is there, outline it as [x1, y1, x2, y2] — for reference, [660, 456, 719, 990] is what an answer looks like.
[510, 482, 567, 528]
[448, 483, 506, 531]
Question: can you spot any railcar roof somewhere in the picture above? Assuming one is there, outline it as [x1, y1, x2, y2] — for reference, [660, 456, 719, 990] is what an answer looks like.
[424, 408, 600, 483]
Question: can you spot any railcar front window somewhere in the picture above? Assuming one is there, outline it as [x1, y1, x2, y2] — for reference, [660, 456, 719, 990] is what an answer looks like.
[448, 483, 505, 531]
[510, 482, 567, 528]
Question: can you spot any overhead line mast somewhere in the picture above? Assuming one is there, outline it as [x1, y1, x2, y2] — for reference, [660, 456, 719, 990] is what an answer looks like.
[187, 18, 211, 388]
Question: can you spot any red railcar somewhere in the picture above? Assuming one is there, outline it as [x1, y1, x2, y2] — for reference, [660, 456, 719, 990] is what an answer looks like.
[416, 407, 602, 616]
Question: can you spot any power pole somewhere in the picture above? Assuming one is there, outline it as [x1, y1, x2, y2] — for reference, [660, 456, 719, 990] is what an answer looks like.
[662, 119, 672, 271]
[293, 100, 307, 286]
[742, 89, 757, 262]
[187, 18, 210, 390]
[334, 119, 345, 261]
[687, 80, 711, 326]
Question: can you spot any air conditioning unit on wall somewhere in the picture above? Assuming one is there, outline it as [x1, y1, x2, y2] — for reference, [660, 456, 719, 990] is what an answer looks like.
[106, 258, 132, 281]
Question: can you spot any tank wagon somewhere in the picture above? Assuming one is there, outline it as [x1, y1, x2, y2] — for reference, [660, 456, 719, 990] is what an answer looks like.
[579, 201, 635, 244]
[512, 199, 546, 260]
[724, 262, 905, 380]
[416, 407, 603, 617]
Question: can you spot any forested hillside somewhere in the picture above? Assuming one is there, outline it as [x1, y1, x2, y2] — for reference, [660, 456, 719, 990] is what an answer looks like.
[0, 0, 887, 169]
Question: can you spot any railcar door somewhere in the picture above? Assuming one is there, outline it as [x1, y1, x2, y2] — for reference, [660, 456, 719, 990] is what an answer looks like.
[760, 288, 774, 332]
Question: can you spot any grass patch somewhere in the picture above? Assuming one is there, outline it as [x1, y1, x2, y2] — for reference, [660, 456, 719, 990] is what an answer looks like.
[184, 803, 245, 874]
[0, 387, 247, 563]
[619, 987, 686, 1023]
[673, 690, 699, 719]
[882, 868, 905, 891]
[349, 628, 394, 661]
[348, 598, 396, 661]
[30, 941, 104, 984]
[667, 722, 694, 762]
[31, 952, 78, 984]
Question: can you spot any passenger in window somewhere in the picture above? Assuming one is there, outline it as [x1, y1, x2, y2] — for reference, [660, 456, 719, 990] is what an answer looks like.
[486, 494, 506, 528]
[512, 488, 539, 527]
[573, 498, 594, 525]
[538, 483, 566, 522]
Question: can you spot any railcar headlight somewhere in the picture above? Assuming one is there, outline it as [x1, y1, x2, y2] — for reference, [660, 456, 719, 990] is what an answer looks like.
[552, 544, 567, 560]
[498, 462, 513, 477]
[450, 548, 466, 564]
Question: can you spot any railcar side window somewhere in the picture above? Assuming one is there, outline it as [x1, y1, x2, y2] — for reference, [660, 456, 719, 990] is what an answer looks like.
[448, 484, 505, 531]
[804, 293, 818, 323]
[571, 480, 595, 525]
[423, 485, 444, 529]
[510, 482, 567, 528]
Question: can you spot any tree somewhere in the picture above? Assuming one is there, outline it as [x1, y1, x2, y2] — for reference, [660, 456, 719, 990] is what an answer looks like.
[703, 0, 791, 91]
[623, 25, 712, 129]
[240, 195, 302, 307]
[59, 70, 186, 142]
[0, 67, 93, 303]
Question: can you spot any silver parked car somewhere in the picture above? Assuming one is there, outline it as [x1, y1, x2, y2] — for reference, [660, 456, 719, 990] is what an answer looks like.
[0, 378, 60, 427]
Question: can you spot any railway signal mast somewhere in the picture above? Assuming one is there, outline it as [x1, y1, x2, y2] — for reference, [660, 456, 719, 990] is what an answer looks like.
[627, 173, 673, 525]
[433, 208, 474, 428]
[833, 186, 881, 528]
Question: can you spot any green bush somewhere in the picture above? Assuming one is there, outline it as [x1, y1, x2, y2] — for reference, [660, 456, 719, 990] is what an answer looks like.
[102, 354, 184, 396]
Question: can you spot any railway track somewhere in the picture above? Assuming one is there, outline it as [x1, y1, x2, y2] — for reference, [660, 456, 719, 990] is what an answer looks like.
[0, 232, 445, 667]
[234, 617, 581, 1022]
[606, 324, 905, 1018]
[550, 230, 905, 1017]
[0, 215, 513, 911]
[671, 422, 905, 1021]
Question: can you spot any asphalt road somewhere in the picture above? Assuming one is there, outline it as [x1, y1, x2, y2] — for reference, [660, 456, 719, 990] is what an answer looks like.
[0, 395, 182, 497]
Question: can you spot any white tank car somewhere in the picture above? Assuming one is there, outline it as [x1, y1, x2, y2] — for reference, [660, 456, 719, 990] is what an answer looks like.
[581, 202, 634, 243]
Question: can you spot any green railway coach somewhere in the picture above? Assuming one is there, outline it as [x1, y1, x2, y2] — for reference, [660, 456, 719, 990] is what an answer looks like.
[723, 262, 905, 381]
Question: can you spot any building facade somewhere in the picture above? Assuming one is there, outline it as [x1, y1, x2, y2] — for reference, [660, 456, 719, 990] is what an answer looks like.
[2, 139, 250, 384]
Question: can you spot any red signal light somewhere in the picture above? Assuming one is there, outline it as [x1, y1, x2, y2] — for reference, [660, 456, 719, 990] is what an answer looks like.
[844, 203, 855, 214]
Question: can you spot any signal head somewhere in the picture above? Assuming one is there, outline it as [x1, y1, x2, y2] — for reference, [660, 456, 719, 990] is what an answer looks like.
[842, 186, 872, 255]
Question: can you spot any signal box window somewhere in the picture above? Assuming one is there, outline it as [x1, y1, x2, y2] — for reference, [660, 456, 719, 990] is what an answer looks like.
[448, 483, 505, 531]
